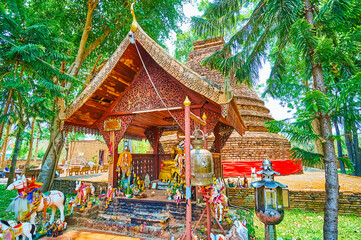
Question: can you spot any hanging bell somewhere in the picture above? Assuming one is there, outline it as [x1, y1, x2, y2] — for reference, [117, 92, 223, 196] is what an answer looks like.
[191, 129, 214, 186]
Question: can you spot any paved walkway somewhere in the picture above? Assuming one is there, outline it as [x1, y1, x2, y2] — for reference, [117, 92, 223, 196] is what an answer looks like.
[3, 168, 361, 193]
[56, 169, 361, 193]
[42, 229, 141, 240]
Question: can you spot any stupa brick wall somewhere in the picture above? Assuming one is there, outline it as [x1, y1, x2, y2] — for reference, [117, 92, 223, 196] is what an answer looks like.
[160, 38, 291, 162]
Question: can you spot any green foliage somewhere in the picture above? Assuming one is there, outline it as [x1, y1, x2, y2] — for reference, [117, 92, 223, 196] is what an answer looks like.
[0, 185, 18, 220]
[28, 0, 186, 78]
[338, 157, 355, 172]
[290, 147, 323, 167]
[290, 19, 317, 59]
[174, 31, 198, 63]
[303, 90, 330, 115]
[266, 119, 319, 144]
[236, 208, 256, 238]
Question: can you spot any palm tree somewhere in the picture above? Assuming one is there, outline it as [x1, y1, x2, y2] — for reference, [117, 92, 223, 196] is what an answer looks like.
[192, 0, 361, 238]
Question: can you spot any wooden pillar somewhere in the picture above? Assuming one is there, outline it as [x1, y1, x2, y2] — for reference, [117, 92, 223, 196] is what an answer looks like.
[108, 131, 116, 187]
[153, 127, 160, 179]
[184, 96, 192, 240]
[113, 148, 118, 187]
[214, 123, 221, 153]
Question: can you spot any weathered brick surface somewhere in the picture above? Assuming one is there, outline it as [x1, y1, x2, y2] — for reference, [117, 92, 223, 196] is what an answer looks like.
[228, 188, 361, 215]
[99, 197, 205, 222]
[52, 178, 107, 195]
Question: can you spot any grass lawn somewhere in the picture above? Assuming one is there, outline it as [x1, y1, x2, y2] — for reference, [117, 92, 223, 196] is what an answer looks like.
[0, 184, 18, 220]
[251, 209, 361, 240]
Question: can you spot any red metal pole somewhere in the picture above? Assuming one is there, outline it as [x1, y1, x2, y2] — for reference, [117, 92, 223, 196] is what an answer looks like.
[206, 201, 211, 239]
[202, 113, 211, 239]
[184, 96, 192, 240]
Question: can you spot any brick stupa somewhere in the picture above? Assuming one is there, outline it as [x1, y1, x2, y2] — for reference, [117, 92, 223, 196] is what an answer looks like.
[186, 38, 291, 162]
[160, 38, 291, 164]
[160, 38, 293, 177]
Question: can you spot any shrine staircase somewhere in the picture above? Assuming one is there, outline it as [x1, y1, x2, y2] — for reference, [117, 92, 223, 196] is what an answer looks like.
[66, 197, 210, 239]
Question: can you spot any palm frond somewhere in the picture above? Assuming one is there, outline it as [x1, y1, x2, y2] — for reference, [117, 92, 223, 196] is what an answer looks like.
[338, 157, 355, 171]
[290, 19, 317, 59]
[265, 119, 320, 144]
[303, 90, 330, 114]
[290, 147, 323, 167]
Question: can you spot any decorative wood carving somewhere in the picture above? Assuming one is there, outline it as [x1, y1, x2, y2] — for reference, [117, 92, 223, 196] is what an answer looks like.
[144, 127, 165, 155]
[64, 37, 131, 120]
[104, 119, 122, 131]
[201, 109, 221, 135]
[111, 58, 197, 114]
[211, 122, 234, 152]
[64, 123, 101, 135]
[97, 115, 134, 147]
[134, 26, 221, 103]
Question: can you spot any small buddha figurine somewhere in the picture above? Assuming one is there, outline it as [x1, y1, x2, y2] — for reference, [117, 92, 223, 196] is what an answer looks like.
[144, 174, 150, 189]
[243, 174, 249, 188]
[137, 176, 144, 192]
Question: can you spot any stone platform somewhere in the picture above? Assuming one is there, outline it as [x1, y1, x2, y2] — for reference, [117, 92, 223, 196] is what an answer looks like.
[66, 193, 214, 239]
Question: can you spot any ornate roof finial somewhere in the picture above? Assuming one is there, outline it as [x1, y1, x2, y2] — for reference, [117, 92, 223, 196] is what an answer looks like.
[184, 96, 191, 106]
[130, 2, 138, 33]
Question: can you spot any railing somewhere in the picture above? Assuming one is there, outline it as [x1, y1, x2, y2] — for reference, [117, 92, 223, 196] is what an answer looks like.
[117, 154, 171, 181]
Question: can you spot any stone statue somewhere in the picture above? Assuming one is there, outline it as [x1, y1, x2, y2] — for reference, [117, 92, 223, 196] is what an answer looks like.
[144, 174, 150, 189]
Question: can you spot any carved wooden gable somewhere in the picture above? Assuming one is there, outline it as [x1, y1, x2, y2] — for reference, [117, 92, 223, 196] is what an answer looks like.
[111, 58, 202, 114]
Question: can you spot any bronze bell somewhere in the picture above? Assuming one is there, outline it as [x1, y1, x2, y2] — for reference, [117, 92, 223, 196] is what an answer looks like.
[191, 130, 214, 186]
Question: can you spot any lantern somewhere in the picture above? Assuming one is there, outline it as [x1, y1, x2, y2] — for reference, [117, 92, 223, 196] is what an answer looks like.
[250, 159, 288, 240]
[190, 129, 214, 186]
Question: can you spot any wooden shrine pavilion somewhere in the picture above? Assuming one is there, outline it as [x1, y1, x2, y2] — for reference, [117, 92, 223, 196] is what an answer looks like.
[62, 18, 246, 187]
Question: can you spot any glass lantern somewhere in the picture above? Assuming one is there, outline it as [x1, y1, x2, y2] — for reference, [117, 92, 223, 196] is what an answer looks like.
[251, 159, 288, 240]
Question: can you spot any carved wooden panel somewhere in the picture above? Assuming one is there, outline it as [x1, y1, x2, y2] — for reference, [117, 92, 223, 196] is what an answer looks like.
[144, 127, 165, 155]
[211, 122, 234, 153]
[96, 115, 134, 147]
[201, 109, 221, 135]
[111, 58, 197, 114]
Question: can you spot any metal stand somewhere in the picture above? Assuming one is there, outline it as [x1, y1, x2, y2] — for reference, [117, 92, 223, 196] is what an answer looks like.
[265, 225, 276, 240]
[181, 201, 226, 240]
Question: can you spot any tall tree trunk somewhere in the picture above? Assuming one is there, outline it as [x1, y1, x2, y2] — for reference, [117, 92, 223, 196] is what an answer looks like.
[33, 126, 41, 162]
[333, 118, 346, 174]
[0, 123, 11, 168]
[37, 114, 65, 192]
[23, 118, 36, 174]
[305, 1, 339, 239]
[0, 89, 14, 141]
[37, 0, 100, 192]
[344, 122, 355, 172]
[7, 127, 23, 186]
[351, 127, 361, 176]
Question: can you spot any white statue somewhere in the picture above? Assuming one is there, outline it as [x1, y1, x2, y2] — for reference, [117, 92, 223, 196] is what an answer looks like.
[251, 167, 257, 183]
[144, 174, 151, 189]
[210, 219, 248, 240]
[7, 175, 66, 224]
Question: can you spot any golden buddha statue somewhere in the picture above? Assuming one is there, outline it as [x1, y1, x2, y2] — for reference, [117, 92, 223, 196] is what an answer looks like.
[159, 139, 184, 182]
